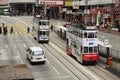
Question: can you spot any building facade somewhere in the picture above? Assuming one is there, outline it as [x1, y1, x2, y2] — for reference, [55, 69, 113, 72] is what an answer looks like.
[0, 0, 120, 27]
[63, 0, 120, 28]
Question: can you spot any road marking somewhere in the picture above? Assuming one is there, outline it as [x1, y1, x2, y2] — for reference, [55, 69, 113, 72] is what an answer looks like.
[17, 51, 24, 64]
[52, 66, 60, 75]
[15, 45, 16, 49]
[46, 59, 60, 75]
[5, 45, 8, 48]
[46, 59, 50, 64]
[23, 44, 27, 48]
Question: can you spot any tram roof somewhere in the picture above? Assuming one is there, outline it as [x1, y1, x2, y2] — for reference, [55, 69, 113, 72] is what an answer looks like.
[68, 22, 97, 30]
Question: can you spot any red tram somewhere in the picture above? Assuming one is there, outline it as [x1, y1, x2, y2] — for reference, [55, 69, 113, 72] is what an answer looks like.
[66, 23, 99, 64]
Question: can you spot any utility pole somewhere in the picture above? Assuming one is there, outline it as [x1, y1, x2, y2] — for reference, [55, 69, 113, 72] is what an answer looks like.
[85, 0, 88, 26]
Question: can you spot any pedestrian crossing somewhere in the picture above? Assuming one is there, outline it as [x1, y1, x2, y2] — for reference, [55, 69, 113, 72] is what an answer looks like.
[0, 31, 35, 36]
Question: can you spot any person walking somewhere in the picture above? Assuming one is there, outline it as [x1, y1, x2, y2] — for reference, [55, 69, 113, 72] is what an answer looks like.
[3, 26, 7, 35]
[0, 26, 2, 34]
[32, 26, 35, 31]
[27, 27, 30, 33]
[10, 27, 14, 34]
[51, 25, 53, 31]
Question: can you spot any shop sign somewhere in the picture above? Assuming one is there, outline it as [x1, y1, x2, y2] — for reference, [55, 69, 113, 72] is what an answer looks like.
[72, 1, 80, 6]
[73, 6, 79, 9]
[39, 0, 63, 7]
[62, 8, 67, 12]
[65, 1, 72, 6]
[103, 14, 110, 18]
[90, 8, 120, 14]
[66, 10, 72, 14]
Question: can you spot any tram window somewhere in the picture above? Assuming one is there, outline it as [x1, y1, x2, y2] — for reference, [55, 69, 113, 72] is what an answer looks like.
[46, 31, 49, 35]
[67, 39, 68, 44]
[38, 31, 42, 35]
[76, 30, 79, 36]
[95, 32, 98, 38]
[89, 47, 93, 53]
[84, 32, 87, 38]
[84, 47, 88, 53]
[94, 46, 98, 52]
[78, 32, 80, 37]
[88, 33, 94, 38]
[42, 22, 49, 25]
[81, 46, 82, 53]
[39, 22, 41, 25]
[80, 32, 82, 38]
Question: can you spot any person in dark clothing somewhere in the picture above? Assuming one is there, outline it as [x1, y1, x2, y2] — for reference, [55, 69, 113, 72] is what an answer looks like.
[27, 27, 30, 33]
[2, 23, 4, 27]
[32, 26, 35, 31]
[0, 26, 2, 34]
[3, 27, 7, 35]
[10, 27, 14, 34]
[51, 25, 53, 31]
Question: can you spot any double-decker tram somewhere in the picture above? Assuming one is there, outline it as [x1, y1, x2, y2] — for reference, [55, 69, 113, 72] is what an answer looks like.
[66, 23, 99, 64]
[34, 19, 50, 43]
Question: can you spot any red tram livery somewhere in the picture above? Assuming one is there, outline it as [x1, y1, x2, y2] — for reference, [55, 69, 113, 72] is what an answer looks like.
[66, 23, 99, 64]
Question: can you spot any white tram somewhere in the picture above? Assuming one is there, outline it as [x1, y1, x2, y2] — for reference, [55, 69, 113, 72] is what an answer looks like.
[66, 23, 99, 64]
[34, 19, 50, 43]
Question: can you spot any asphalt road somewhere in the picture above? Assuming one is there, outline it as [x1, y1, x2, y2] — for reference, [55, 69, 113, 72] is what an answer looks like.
[0, 16, 119, 80]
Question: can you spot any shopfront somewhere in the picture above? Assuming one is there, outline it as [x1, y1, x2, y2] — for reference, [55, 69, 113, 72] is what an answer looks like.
[89, 8, 120, 27]
[38, 0, 64, 18]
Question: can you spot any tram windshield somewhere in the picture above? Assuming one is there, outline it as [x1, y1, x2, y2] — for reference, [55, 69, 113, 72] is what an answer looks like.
[38, 31, 49, 35]
[83, 32, 97, 38]
[39, 22, 49, 25]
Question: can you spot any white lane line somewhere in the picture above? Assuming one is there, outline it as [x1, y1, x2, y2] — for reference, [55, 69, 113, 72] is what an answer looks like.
[46, 59, 60, 75]
[52, 66, 60, 75]
[46, 59, 50, 64]
[23, 44, 27, 48]
[17, 51, 24, 64]
[5, 45, 8, 48]
[15, 45, 17, 49]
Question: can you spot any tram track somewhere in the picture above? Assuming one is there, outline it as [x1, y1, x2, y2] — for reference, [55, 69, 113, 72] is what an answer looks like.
[25, 34, 92, 80]
[43, 43, 92, 80]
[86, 65, 119, 80]
[49, 32, 120, 80]
[12, 17, 119, 80]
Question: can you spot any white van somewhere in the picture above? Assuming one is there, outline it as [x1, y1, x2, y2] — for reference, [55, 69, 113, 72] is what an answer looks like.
[26, 47, 46, 64]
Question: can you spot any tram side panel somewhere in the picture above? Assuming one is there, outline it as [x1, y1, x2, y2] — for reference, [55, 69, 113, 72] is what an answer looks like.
[56, 26, 66, 40]
[66, 25, 99, 64]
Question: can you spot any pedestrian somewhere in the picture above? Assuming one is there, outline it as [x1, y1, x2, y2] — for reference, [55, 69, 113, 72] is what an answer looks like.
[27, 27, 30, 33]
[2, 23, 4, 27]
[32, 26, 35, 31]
[0, 26, 2, 34]
[10, 27, 14, 34]
[51, 25, 53, 31]
[3, 26, 7, 35]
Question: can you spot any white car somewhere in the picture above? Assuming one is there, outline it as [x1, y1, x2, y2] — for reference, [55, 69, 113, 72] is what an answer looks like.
[26, 47, 46, 64]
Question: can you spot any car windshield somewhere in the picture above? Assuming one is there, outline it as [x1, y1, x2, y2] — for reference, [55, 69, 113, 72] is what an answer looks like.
[33, 51, 44, 56]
